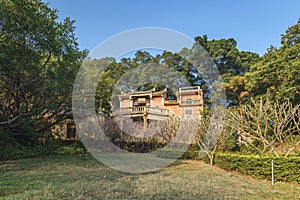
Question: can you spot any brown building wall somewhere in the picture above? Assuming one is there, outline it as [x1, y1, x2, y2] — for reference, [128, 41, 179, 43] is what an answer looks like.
[181, 93, 201, 101]
[182, 107, 201, 116]
[164, 104, 183, 116]
[152, 96, 163, 108]
[121, 99, 131, 108]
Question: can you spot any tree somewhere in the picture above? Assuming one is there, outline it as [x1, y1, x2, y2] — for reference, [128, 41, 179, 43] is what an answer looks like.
[0, 0, 86, 142]
[196, 108, 233, 165]
[194, 35, 260, 106]
[246, 19, 300, 105]
[270, 101, 300, 157]
[229, 97, 300, 157]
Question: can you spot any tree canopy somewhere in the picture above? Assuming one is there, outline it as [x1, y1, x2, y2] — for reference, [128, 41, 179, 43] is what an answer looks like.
[246, 19, 300, 104]
[0, 0, 86, 142]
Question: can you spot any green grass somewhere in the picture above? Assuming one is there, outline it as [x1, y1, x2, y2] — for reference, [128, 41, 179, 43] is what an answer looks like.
[0, 154, 300, 199]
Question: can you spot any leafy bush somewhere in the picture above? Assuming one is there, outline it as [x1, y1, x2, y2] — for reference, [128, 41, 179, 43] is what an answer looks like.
[55, 146, 85, 154]
[0, 143, 55, 161]
[181, 150, 200, 160]
[156, 148, 186, 159]
[113, 139, 166, 153]
[0, 138, 87, 160]
[210, 153, 300, 183]
[156, 148, 199, 160]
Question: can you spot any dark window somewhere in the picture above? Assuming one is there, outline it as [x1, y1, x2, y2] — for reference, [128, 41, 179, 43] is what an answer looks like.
[67, 123, 76, 139]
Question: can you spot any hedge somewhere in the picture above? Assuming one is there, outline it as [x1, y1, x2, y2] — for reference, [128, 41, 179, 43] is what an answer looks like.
[0, 143, 55, 161]
[113, 140, 166, 153]
[0, 140, 86, 161]
[156, 148, 199, 160]
[212, 153, 300, 183]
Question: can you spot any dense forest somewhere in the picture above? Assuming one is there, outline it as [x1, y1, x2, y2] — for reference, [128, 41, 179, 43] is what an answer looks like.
[0, 0, 299, 168]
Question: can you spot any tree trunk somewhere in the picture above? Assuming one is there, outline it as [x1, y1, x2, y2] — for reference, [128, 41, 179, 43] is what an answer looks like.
[271, 146, 279, 157]
[210, 154, 215, 165]
[285, 141, 300, 157]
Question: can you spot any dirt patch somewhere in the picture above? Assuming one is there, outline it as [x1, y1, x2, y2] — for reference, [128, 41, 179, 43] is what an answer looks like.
[0, 163, 18, 170]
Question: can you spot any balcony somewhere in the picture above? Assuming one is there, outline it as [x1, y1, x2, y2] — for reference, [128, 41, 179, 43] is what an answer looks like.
[164, 99, 179, 105]
[146, 107, 169, 115]
[181, 100, 201, 106]
[115, 106, 169, 116]
[132, 106, 146, 113]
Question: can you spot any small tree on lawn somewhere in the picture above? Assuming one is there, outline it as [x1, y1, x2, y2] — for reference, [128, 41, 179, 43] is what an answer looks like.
[196, 108, 233, 165]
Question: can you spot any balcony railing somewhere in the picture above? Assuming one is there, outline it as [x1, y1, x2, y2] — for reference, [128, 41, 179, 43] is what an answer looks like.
[115, 106, 169, 116]
[132, 106, 146, 113]
[164, 99, 179, 105]
[181, 100, 201, 105]
[146, 107, 169, 115]
[179, 86, 200, 92]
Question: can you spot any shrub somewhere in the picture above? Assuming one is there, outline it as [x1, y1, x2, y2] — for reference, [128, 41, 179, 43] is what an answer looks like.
[156, 148, 186, 159]
[181, 150, 200, 160]
[0, 143, 55, 161]
[55, 146, 85, 154]
[0, 138, 86, 161]
[113, 139, 165, 153]
[210, 153, 300, 183]
[156, 148, 199, 160]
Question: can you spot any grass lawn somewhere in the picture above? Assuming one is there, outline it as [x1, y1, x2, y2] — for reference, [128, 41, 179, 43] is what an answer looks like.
[0, 154, 299, 199]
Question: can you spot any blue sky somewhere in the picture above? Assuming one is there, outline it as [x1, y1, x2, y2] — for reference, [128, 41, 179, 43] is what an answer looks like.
[45, 0, 300, 56]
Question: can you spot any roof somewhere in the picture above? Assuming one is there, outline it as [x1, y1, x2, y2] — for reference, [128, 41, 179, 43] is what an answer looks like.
[118, 87, 167, 99]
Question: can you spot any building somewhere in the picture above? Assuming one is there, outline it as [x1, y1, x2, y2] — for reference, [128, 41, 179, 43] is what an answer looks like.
[53, 86, 203, 140]
[51, 117, 78, 140]
[115, 86, 203, 126]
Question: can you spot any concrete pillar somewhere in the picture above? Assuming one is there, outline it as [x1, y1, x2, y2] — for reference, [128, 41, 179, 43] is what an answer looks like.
[143, 114, 147, 128]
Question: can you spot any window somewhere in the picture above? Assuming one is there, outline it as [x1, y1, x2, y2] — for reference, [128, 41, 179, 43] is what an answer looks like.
[184, 98, 193, 105]
[184, 109, 192, 116]
[138, 97, 146, 102]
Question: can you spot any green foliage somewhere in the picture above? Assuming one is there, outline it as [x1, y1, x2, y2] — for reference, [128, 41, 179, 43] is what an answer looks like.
[0, 138, 88, 160]
[156, 148, 199, 160]
[92, 50, 194, 114]
[217, 133, 240, 152]
[180, 150, 199, 160]
[114, 139, 166, 153]
[211, 153, 300, 183]
[246, 19, 300, 104]
[1, 0, 299, 165]
[0, 0, 86, 141]
[55, 146, 86, 154]
[91, 34, 263, 113]
[0, 142, 55, 161]
[156, 148, 186, 159]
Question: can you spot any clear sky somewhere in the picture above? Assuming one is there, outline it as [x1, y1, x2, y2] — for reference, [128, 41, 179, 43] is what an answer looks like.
[45, 0, 300, 56]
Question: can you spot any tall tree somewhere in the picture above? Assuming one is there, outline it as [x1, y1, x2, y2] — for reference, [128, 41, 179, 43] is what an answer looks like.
[194, 35, 260, 106]
[0, 0, 86, 141]
[246, 19, 300, 104]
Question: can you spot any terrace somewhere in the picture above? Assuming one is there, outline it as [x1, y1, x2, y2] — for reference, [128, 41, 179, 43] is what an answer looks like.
[115, 106, 169, 117]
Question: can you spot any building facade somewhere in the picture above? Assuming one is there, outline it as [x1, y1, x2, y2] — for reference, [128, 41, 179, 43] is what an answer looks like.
[116, 86, 203, 125]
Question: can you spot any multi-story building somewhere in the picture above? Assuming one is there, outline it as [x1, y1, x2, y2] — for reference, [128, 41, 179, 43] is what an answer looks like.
[115, 86, 203, 126]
